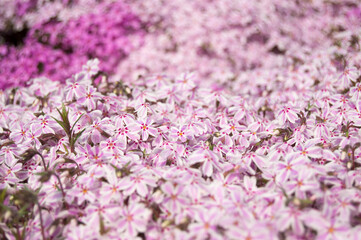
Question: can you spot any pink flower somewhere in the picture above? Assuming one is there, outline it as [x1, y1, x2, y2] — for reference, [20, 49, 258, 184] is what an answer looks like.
[135, 102, 153, 119]
[101, 167, 123, 202]
[78, 86, 101, 110]
[0, 163, 22, 181]
[0, 146, 20, 166]
[337, 66, 359, 89]
[33, 115, 56, 134]
[158, 85, 182, 104]
[278, 106, 298, 124]
[100, 137, 125, 154]
[119, 172, 157, 197]
[118, 203, 150, 237]
[9, 123, 29, 144]
[294, 139, 323, 160]
[226, 186, 253, 219]
[285, 169, 319, 198]
[175, 72, 196, 90]
[276, 152, 306, 183]
[188, 209, 223, 240]
[242, 175, 259, 198]
[350, 83, 361, 101]
[277, 207, 305, 235]
[69, 182, 96, 204]
[82, 58, 100, 77]
[305, 211, 349, 240]
[65, 79, 86, 102]
[114, 121, 140, 147]
[170, 125, 188, 142]
[189, 147, 222, 177]
[129, 118, 157, 141]
[84, 119, 111, 144]
[26, 124, 42, 148]
[161, 181, 187, 213]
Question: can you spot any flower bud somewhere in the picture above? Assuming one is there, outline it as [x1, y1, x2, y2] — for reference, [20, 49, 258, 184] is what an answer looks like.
[341, 151, 347, 160]
[347, 161, 352, 169]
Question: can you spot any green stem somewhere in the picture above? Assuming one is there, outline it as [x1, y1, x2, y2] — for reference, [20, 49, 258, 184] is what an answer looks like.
[351, 148, 355, 170]
[36, 201, 46, 240]
[52, 172, 66, 200]
[35, 152, 48, 171]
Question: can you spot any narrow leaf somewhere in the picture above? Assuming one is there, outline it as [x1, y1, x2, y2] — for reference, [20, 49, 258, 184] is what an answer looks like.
[70, 113, 84, 135]
[0, 188, 6, 204]
[71, 129, 85, 146]
[51, 116, 68, 134]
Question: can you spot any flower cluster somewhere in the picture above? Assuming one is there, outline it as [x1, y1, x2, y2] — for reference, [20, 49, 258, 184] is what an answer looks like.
[0, 0, 361, 239]
[0, 54, 360, 239]
[117, 0, 361, 85]
[0, 0, 144, 89]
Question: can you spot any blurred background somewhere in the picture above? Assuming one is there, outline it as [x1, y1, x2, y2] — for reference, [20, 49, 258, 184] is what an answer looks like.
[0, 0, 360, 89]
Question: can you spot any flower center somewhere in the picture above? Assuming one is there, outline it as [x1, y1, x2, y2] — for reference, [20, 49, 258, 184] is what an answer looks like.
[126, 214, 133, 222]
[328, 227, 334, 234]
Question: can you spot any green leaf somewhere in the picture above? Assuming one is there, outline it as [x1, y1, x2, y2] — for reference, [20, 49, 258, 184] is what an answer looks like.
[35, 171, 53, 183]
[55, 104, 71, 134]
[61, 104, 67, 119]
[17, 203, 30, 217]
[63, 144, 69, 155]
[10, 229, 18, 240]
[124, 161, 131, 168]
[62, 104, 71, 130]
[21, 220, 28, 240]
[56, 107, 65, 123]
[0, 188, 6, 204]
[51, 116, 67, 134]
[99, 214, 109, 235]
[70, 113, 84, 135]
[63, 157, 80, 168]
[71, 128, 85, 146]
[0, 202, 11, 211]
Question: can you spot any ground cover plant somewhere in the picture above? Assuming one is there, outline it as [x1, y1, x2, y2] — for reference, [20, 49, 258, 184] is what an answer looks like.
[0, 0, 361, 239]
